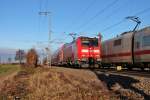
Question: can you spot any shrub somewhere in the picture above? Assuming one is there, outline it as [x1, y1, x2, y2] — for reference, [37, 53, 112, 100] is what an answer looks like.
[26, 49, 38, 67]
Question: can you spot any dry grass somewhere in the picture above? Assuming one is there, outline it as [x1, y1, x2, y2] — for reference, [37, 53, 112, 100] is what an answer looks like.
[0, 64, 21, 93]
[0, 67, 111, 100]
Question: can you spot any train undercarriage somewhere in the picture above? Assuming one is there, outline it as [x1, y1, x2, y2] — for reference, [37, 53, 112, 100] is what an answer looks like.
[101, 62, 150, 71]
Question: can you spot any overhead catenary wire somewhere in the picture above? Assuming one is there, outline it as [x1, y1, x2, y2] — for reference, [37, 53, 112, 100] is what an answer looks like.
[51, 31, 71, 43]
[79, 0, 130, 33]
[61, 0, 98, 42]
[66, 0, 97, 31]
[101, 19, 126, 32]
[2, 32, 67, 45]
[134, 7, 150, 16]
[76, 0, 119, 31]
[100, 7, 150, 33]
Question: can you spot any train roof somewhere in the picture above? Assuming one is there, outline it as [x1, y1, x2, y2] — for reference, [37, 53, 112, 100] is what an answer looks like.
[103, 26, 150, 43]
[138, 26, 150, 32]
[62, 36, 98, 47]
[79, 36, 97, 39]
[103, 31, 133, 43]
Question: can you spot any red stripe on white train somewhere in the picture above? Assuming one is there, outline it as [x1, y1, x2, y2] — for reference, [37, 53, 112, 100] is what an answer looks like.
[102, 50, 150, 58]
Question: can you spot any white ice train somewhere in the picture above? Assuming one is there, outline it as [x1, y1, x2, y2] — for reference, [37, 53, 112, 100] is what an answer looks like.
[101, 27, 150, 70]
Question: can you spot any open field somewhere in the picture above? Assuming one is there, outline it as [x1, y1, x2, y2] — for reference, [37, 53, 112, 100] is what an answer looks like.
[0, 64, 20, 77]
[0, 64, 21, 97]
[0, 65, 20, 77]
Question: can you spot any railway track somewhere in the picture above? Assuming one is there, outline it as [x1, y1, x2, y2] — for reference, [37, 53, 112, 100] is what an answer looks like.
[57, 65, 150, 78]
[94, 69, 150, 78]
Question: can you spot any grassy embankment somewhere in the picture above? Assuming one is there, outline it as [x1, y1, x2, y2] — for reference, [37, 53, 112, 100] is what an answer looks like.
[0, 64, 20, 77]
[0, 66, 112, 100]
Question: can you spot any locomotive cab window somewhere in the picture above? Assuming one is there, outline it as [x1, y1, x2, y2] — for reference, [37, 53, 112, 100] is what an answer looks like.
[114, 39, 122, 46]
[81, 40, 89, 46]
[81, 38, 98, 46]
[90, 39, 98, 46]
[143, 35, 150, 46]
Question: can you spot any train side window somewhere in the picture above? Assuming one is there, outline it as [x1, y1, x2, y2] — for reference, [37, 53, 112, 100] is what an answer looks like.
[143, 35, 150, 47]
[114, 39, 122, 46]
[136, 41, 140, 49]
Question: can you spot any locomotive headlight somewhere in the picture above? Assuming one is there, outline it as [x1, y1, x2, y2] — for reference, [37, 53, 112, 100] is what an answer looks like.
[82, 54, 85, 57]
[81, 49, 88, 52]
[94, 50, 99, 53]
[97, 59, 101, 61]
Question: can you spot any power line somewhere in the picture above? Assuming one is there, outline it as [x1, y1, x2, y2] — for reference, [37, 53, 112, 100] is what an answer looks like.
[59, 0, 97, 43]
[61, 0, 97, 42]
[99, 7, 150, 33]
[101, 19, 126, 32]
[66, 0, 97, 30]
[80, 0, 132, 33]
[76, 0, 119, 31]
[134, 7, 150, 16]
[79, 2, 127, 35]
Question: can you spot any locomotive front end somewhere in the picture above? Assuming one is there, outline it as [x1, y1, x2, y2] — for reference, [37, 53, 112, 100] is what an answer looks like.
[77, 37, 102, 67]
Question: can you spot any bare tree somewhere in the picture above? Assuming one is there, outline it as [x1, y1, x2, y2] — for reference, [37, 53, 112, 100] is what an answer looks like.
[15, 49, 25, 64]
[26, 48, 38, 67]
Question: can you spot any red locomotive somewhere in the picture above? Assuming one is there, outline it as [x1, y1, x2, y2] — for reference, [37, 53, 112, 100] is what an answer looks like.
[52, 34, 102, 68]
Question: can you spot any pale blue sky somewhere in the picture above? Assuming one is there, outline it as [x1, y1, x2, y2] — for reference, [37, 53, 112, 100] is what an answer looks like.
[0, 0, 150, 51]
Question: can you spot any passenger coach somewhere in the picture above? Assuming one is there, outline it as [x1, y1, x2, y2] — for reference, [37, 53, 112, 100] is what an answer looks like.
[101, 27, 150, 70]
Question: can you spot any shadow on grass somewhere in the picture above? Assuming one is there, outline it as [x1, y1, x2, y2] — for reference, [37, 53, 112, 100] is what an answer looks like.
[91, 70, 150, 100]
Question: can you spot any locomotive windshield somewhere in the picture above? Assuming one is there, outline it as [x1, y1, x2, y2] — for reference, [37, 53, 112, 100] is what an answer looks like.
[81, 38, 98, 46]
